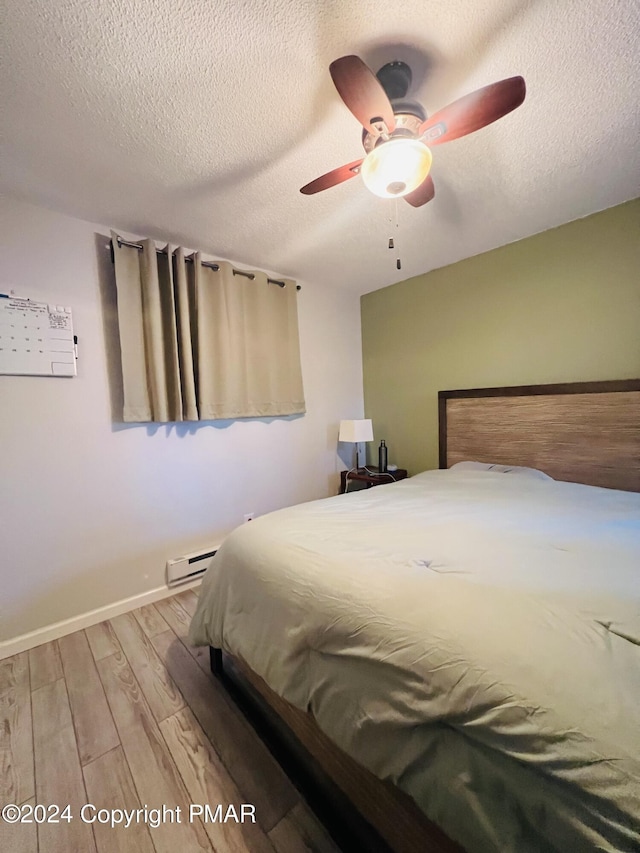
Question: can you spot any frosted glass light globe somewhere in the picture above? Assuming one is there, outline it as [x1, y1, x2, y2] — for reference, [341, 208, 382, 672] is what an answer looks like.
[361, 138, 433, 198]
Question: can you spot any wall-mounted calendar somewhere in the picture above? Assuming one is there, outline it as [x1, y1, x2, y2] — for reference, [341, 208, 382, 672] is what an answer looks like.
[0, 295, 76, 377]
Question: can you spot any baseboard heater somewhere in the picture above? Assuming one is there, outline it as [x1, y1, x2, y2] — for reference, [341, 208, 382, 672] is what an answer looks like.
[166, 546, 219, 586]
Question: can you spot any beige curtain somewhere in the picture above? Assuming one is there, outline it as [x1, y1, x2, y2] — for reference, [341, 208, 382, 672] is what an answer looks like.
[112, 233, 305, 422]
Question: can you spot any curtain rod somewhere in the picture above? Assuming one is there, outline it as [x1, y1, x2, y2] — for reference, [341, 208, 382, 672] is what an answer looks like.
[110, 237, 301, 290]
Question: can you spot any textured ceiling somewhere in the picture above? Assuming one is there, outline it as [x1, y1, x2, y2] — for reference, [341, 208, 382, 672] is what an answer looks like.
[2, 0, 639, 293]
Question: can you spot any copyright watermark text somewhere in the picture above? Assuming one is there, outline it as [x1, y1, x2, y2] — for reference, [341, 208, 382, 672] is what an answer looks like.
[2, 802, 256, 828]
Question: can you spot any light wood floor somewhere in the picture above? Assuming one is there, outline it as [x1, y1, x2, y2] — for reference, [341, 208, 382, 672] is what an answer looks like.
[0, 589, 342, 853]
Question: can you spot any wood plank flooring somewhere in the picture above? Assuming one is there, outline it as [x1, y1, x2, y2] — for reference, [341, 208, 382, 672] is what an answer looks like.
[0, 589, 341, 853]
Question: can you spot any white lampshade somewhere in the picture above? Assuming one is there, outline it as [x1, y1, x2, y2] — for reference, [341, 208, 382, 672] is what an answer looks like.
[361, 138, 433, 199]
[339, 419, 374, 443]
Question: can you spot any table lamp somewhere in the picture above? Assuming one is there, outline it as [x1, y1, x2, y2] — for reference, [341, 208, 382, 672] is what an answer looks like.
[339, 419, 374, 471]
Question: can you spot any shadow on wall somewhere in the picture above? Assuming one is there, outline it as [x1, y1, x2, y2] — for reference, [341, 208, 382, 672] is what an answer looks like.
[336, 441, 356, 471]
[138, 415, 304, 438]
[94, 233, 304, 437]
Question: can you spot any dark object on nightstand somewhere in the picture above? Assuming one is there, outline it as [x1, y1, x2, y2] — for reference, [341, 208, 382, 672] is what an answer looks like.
[378, 440, 388, 473]
[340, 466, 407, 494]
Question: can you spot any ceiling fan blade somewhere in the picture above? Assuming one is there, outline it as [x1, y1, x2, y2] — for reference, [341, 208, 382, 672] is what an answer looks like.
[329, 55, 396, 135]
[418, 76, 525, 146]
[404, 174, 435, 208]
[300, 159, 364, 195]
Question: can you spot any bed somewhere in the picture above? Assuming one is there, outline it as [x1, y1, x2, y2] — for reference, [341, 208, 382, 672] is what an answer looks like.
[189, 379, 640, 852]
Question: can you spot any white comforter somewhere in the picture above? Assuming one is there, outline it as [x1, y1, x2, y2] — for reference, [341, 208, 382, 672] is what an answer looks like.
[189, 469, 640, 852]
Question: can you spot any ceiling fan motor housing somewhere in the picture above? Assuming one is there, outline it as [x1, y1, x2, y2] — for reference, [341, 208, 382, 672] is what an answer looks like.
[361, 109, 426, 154]
[376, 60, 413, 100]
[363, 60, 427, 152]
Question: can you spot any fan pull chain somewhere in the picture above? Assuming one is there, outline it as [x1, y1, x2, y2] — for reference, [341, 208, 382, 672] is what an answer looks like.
[388, 203, 395, 256]
[388, 201, 402, 269]
[394, 199, 401, 270]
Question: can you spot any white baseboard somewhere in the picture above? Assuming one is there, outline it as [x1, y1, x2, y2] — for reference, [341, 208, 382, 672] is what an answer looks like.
[0, 579, 202, 661]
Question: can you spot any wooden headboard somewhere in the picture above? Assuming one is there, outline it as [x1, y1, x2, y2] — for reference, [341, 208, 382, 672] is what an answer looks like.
[438, 379, 640, 492]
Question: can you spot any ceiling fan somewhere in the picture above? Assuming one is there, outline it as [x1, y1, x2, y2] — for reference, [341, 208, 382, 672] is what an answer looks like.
[300, 56, 526, 207]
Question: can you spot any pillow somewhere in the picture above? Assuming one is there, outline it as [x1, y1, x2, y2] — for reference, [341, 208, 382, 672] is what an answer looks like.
[450, 461, 553, 481]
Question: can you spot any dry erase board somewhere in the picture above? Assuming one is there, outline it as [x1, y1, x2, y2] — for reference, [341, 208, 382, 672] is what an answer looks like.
[0, 296, 76, 377]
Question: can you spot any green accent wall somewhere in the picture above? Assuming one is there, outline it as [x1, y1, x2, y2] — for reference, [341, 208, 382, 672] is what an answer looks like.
[361, 199, 640, 476]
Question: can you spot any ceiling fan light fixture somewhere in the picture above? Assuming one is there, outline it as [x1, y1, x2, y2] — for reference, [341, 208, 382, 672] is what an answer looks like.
[361, 138, 432, 199]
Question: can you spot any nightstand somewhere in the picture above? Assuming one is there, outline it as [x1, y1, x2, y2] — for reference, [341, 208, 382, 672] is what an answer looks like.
[340, 466, 408, 494]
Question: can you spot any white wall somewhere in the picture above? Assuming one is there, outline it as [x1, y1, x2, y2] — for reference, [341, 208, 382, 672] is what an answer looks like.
[0, 196, 365, 645]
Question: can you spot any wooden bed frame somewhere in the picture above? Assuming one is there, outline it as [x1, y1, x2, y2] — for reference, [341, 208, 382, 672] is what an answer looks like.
[210, 648, 460, 853]
[439, 378, 640, 492]
[210, 378, 640, 852]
